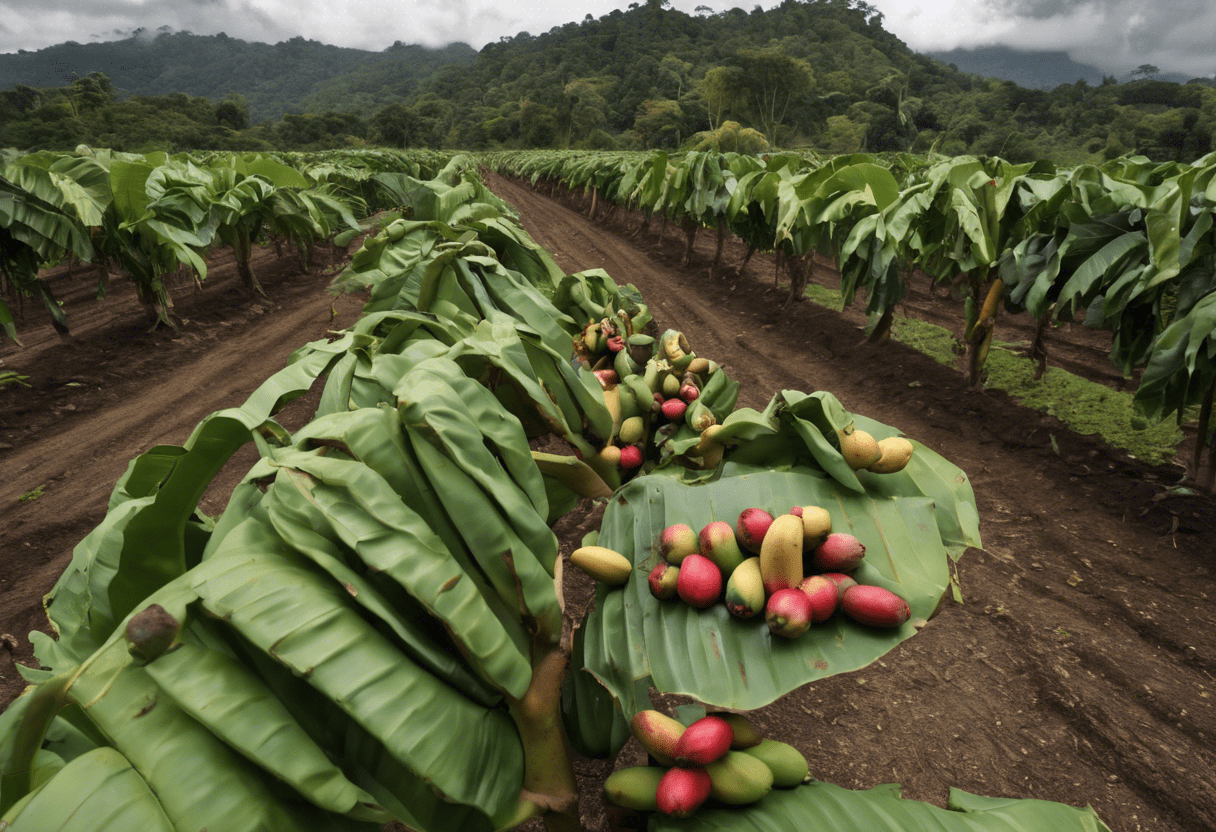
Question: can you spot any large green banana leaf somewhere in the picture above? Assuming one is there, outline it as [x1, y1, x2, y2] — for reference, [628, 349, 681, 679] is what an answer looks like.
[579, 394, 980, 713]
[649, 781, 1110, 831]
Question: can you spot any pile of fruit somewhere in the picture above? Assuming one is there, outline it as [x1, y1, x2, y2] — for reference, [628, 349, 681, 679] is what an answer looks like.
[575, 322, 738, 476]
[571, 506, 912, 637]
[604, 711, 809, 817]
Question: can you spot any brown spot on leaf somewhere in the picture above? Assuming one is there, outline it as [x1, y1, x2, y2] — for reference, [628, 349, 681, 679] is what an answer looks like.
[135, 698, 157, 718]
[814, 659, 829, 671]
[439, 575, 462, 593]
[344, 582, 358, 597]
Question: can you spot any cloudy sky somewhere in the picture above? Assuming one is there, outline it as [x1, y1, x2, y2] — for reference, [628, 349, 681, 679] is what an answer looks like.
[0, 0, 1212, 78]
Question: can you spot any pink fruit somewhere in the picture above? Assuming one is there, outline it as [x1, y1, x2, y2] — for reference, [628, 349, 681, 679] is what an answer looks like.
[679, 383, 700, 402]
[661, 398, 688, 421]
[841, 584, 911, 628]
[593, 369, 619, 388]
[660, 524, 700, 565]
[676, 554, 722, 608]
[735, 508, 774, 554]
[819, 572, 858, 599]
[811, 533, 865, 572]
[673, 716, 734, 766]
[620, 445, 643, 469]
[798, 575, 839, 623]
[765, 588, 814, 638]
[606, 335, 625, 352]
[648, 563, 680, 600]
[656, 766, 712, 817]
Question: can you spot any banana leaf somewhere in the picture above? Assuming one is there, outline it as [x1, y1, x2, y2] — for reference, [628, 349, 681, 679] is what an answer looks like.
[649, 780, 1110, 831]
[583, 403, 980, 710]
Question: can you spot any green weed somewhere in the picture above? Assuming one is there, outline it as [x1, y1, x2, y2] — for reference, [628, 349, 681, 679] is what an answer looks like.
[17, 485, 45, 503]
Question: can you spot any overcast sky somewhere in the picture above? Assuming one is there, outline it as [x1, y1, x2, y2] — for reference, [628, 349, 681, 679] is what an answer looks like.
[0, 0, 1212, 79]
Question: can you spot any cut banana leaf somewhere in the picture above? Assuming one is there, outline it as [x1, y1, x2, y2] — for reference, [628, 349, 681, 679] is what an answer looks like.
[587, 459, 978, 711]
[648, 780, 1111, 831]
[561, 590, 641, 759]
[142, 631, 388, 822]
[188, 549, 525, 818]
[0, 747, 175, 832]
[262, 455, 534, 699]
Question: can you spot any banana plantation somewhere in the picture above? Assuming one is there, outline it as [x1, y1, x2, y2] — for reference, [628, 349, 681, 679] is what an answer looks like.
[2, 145, 1213, 831]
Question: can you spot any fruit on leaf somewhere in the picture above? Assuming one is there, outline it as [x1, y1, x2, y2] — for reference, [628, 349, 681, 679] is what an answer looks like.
[792, 505, 832, 549]
[570, 546, 633, 585]
[699, 521, 746, 575]
[656, 766, 712, 817]
[724, 557, 765, 619]
[704, 750, 774, 806]
[819, 572, 859, 598]
[798, 575, 839, 623]
[736, 507, 774, 554]
[759, 514, 803, 594]
[648, 563, 680, 600]
[710, 712, 763, 749]
[841, 584, 911, 628]
[673, 716, 734, 767]
[603, 766, 664, 810]
[630, 710, 686, 766]
[811, 532, 865, 573]
[606, 335, 626, 352]
[868, 436, 914, 473]
[661, 398, 688, 421]
[679, 382, 700, 402]
[740, 740, 809, 788]
[676, 554, 722, 608]
[619, 445, 643, 469]
[660, 524, 700, 565]
[618, 415, 645, 445]
[765, 588, 814, 638]
[839, 426, 882, 470]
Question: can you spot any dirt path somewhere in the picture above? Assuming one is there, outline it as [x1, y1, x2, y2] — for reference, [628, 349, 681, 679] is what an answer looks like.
[1, 181, 1214, 832]
[1, 243, 365, 706]
[484, 173, 1216, 832]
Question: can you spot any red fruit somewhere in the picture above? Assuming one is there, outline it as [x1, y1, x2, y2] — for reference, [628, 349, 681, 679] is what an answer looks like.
[673, 716, 734, 766]
[841, 584, 911, 628]
[606, 335, 626, 352]
[649, 563, 680, 600]
[811, 533, 865, 572]
[766, 588, 814, 638]
[660, 524, 700, 565]
[620, 445, 643, 469]
[735, 508, 774, 554]
[798, 575, 839, 623]
[819, 572, 858, 599]
[679, 383, 700, 402]
[593, 369, 619, 388]
[661, 398, 688, 421]
[656, 766, 712, 817]
[676, 554, 722, 608]
[790, 506, 803, 517]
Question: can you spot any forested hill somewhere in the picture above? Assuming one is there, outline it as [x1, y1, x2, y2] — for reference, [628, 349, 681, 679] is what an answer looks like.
[0, 30, 477, 122]
[3, 0, 1216, 164]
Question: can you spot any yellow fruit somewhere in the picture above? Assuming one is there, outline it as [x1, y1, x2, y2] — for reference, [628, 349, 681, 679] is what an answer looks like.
[569, 546, 633, 585]
[759, 514, 803, 595]
[868, 436, 914, 473]
[839, 427, 882, 470]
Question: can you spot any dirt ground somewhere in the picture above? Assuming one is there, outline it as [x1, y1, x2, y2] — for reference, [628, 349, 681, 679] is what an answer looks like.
[3, 177, 1215, 832]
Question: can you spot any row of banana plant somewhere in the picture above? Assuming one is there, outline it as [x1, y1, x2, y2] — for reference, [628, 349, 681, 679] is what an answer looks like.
[484, 148, 1216, 487]
[0, 146, 454, 343]
[1, 152, 1111, 831]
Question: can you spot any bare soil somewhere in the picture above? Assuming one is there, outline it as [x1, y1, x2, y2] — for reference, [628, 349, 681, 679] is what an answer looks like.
[2, 178, 1215, 832]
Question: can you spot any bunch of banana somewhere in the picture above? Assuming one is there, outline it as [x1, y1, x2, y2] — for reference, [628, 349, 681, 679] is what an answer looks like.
[603, 710, 810, 817]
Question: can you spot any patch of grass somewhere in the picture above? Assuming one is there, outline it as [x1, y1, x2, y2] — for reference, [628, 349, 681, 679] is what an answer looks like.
[801, 282, 1183, 464]
[891, 318, 960, 366]
[18, 485, 45, 502]
[984, 346, 1182, 464]
[802, 283, 845, 311]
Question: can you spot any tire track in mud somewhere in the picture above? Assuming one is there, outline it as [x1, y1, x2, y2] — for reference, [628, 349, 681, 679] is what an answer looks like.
[486, 172, 1216, 832]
